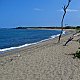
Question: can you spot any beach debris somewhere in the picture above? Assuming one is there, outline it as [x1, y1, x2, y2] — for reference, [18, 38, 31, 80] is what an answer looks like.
[63, 36, 73, 46]
[58, 0, 72, 43]
[17, 54, 21, 57]
[0, 54, 21, 66]
[0, 59, 12, 66]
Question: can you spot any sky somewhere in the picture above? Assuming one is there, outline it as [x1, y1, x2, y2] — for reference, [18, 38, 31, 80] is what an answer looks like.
[0, 0, 80, 28]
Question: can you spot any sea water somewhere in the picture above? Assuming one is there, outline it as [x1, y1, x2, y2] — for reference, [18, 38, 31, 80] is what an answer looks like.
[0, 28, 65, 52]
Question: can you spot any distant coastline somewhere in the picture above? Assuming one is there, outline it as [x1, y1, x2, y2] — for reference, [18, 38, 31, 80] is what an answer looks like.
[14, 26, 79, 30]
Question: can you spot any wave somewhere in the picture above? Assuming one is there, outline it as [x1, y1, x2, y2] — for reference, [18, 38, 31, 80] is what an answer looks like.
[0, 31, 65, 52]
[51, 31, 65, 38]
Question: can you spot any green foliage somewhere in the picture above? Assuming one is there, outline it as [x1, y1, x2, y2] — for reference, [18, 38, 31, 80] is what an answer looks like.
[75, 26, 80, 32]
[78, 47, 80, 49]
[73, 50, 80, 59]
[76, 26, 80, 29]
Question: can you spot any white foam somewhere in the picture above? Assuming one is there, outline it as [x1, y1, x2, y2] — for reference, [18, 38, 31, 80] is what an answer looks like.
[0, 31, 65, 52]
[51, 34, 60, 38]
[62, 31, 66, 34]
[0, 44, 31, 52]
[51, 31, 65, 39]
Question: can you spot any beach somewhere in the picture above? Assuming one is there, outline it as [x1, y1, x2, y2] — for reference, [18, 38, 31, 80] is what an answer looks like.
[0, 29, 80, 80]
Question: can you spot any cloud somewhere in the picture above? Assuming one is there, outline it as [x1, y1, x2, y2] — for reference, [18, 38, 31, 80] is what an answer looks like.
[57, 9, 79, 12]
[67, 9, 79, 12]
[33, 8, 42, 11]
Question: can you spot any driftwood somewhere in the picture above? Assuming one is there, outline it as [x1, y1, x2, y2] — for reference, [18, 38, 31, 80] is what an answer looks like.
[63, 36, 73, 46]
[58, 0, 71, 43]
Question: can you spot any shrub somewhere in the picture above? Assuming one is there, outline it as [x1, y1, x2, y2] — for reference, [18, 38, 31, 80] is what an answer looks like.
[74, 51, 80, 59]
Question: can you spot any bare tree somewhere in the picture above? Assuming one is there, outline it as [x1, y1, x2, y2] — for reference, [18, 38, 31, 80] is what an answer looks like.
[58, 0, 71, 43]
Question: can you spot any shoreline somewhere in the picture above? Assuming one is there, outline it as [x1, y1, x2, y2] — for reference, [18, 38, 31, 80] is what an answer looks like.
[0, 29, 66, 53]
[0, 29, 80, 80]
[0, 29, 75, 57]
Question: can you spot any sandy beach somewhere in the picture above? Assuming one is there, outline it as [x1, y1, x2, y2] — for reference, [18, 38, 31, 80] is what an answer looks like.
[0, 29, 80, 80]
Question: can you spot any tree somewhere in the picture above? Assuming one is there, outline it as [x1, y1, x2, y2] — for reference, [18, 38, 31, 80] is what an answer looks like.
[58, 0, 72, 43]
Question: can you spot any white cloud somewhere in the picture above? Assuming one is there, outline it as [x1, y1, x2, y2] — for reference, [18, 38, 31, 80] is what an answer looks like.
[33, 8, 42, 11]
[66, 9, 79, 12]
[57, 9, 79, 12]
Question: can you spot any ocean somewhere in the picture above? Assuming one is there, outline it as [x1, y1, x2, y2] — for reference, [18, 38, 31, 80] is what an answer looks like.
[0, 28, 65, 52]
